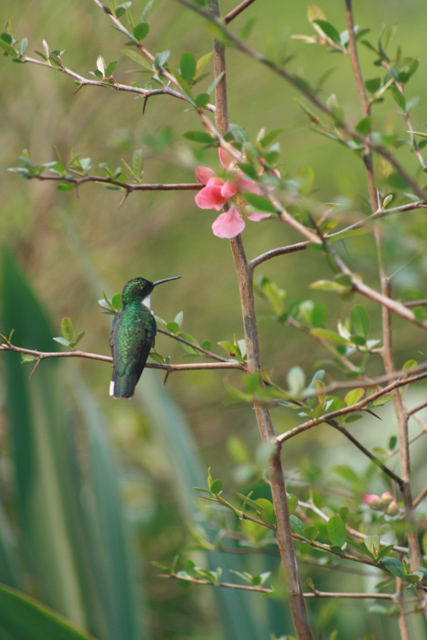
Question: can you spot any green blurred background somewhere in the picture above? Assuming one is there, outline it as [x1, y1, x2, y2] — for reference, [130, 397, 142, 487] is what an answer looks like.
[1, 0, 427, 638]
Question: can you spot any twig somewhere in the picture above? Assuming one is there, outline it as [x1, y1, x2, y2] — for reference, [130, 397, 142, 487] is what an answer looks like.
[413, 485, 427, 508]
[224, 0, 256, 24]
[250, 202, 427, 269]
[34, 174, 202, 192]
[161, 572, 396, 600]
[157, 327, 230, 362]
[0, 342, 243, 372]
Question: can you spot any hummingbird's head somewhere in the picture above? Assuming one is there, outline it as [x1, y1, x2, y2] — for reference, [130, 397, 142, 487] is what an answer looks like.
[121, 276, 181, 306]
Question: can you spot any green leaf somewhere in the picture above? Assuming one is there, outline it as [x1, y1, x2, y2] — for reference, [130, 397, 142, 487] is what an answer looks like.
[311, 304, 327, 328]
[132, 149, 143, 177]
[355, 116, 372, 137]
[105, 60, 117, 76]
[0, 585, 94, 640]
[313, 20, 341, 45]
[53, 336, 71, 347]
[195, 52, 212, 78]
[333, 465, 358, 484]
[287, 366, 306, 395]
[133, 21, 149, 40]
[382, 556, 405, 578]
[351, 305, 369, 338]
[365, 77, 381, 94]
[364, 535, 380, 558]
[344, 388, 364, 406]
[180, 52, 196, 80]
[183, 131, 214, 144]
[0, 39, 17, 57]
[229, 123, 250, 143]
[210, 479, 222, 495]
[61, 317, 75, 343]
[243, 193, 276, 214]
[287, 494, 298, 515]
[327, 515, 346, 547]
[195, 93, 209, 108]
[154, 50, 171, 68]
[290, 515, 305, 536]
[310, 328, 349, 345]
[303, 525, 319, 542]
[121, 48, 152, 70]
[17, 37, 28, 56]
[390, 84, 406, 110]
[307, 3, 326, 22]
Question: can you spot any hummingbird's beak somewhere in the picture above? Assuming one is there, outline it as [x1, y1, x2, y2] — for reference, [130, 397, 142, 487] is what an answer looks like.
[152, 276, 182, 287]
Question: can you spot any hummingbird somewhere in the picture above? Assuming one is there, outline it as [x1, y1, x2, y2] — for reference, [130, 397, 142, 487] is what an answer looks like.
[109, 275, 181, 398]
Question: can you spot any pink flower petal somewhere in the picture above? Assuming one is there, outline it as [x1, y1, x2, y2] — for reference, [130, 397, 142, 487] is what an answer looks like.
[221, 178, 239, 200]
[195, 177, 228, 211]
[247, 212, 270, 222]
[240, 179, 263, 196]
[219, 147, 235, 170]
[212, 206, 245, 238]
[195, 166, 215, 185]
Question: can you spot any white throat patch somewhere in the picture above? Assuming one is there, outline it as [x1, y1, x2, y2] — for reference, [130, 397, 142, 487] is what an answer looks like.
[142, 295, 151, 310]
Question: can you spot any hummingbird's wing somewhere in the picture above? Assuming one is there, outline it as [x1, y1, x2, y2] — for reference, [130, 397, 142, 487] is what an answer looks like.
[109, 311, 155, 398]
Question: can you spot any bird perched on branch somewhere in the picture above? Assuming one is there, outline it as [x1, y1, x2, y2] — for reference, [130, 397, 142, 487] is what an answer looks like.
[109, 275, 181, 398]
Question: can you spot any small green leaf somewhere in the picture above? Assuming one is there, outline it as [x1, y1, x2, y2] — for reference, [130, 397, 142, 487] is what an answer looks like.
[195, 93, 209, 108]
[180, 52, 196, 80]
[313, 20, 341, 45]
[53, 337, 71, 347]
[287, 366, 306, 395]
[287, 494, 298, 515]
[311, 304, 327, 327]
[365, 535, 380, 558]
[344, 388, 364, 406]
[210, 479, 222, 495]
[61, 317, 75, 343]
[355, 116, 372, 137]
[365, 77, 381, 93]
[154, 50, 170, 68]
[290, 515, 305, 536]
[351, 305, 369, 338]
[303, 525, 319, 542]
[132, 149, 143, 177]
[390, 84, 406, 110]
[195, 51, 212, 78]
[134, 22, 149, 40]
[183, 131, 214, 144]
[382, 556, 405, 578]
[17, 37, 28, 55]
[327, 515, 346, 547]
[310, 328, 349, 345]
[243, 193, 276, 213]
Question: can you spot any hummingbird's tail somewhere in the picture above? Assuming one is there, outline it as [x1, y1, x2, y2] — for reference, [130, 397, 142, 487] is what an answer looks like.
[109, 371, 138, 398]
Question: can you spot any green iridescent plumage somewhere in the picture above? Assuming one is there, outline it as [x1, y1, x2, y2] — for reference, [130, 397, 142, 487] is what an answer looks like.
[109, 276, 181, 399]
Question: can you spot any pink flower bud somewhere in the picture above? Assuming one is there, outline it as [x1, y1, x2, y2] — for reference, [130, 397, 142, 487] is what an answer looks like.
[363, 493, 382, 508]
[387, 500, 399, 515]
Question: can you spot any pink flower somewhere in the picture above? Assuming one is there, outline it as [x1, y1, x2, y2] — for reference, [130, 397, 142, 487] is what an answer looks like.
[194, 148, 278, 238]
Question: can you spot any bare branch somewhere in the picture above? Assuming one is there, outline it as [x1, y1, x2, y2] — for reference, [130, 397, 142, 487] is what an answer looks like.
[0, 341, 243, 373]
[224, 0, 256, 24]
[162, 572, 396, 600]
[250, 202, 427, 269]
